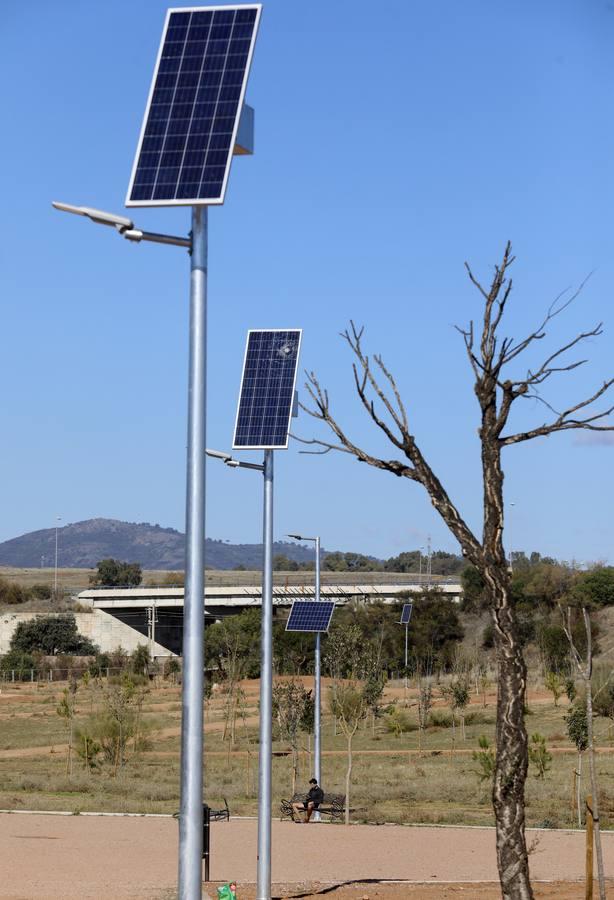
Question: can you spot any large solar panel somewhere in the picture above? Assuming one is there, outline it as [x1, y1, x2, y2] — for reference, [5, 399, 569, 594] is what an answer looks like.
[400, 603, 413, 625]
[233, 329, 302, 449]
[126, 4, 261, 207]
[286, 601, 336, 634]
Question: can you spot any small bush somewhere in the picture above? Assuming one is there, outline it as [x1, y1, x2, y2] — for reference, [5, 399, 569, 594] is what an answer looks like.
[429, 709, 453, 728]
[384, 706, 414, 736]
[472, 735, 495, 782]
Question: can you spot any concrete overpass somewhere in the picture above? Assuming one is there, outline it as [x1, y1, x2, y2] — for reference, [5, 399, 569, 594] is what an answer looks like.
[78, 573, 463, 656]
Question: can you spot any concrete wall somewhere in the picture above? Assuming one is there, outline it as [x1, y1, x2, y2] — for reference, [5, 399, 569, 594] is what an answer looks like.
[0, 610, 171, 657]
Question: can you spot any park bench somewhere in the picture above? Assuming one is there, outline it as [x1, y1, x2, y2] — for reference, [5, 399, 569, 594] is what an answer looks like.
[280, 792, 346, 822]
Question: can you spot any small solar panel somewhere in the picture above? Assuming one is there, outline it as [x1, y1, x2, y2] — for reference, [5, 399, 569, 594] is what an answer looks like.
[400, 603, 413, 625]
[286, 601, 335, 633]
[126, 4, 261, 207]
[233, 329, 302, 449]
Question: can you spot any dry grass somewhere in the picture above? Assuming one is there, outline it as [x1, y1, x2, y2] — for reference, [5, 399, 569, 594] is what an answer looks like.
[1, 678, 613, 829]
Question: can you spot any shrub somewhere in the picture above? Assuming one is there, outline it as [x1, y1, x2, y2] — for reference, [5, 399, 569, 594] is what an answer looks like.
[0, 577, 30, 605]
[385, 706, 413, 736]
[0, 649, 36, 679]
[472, 735, 495, 782]
[528, 733, 552, 779]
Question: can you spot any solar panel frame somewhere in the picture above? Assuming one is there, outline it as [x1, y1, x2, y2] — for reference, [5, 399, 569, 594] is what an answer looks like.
[232, 328, 303, 450]
[286, 600, 336, 634]
[400, 603, 413, 625]
[125, 4, 262, 208]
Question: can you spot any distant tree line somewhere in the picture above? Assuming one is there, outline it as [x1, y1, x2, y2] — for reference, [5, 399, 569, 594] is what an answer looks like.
[271, 548, 464, 574]
[204, 589, 464, 681]
[463, 560, 614, 672]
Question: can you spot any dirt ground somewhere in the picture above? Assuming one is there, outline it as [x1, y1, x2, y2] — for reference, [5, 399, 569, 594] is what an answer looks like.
[1, 814, 613, 899]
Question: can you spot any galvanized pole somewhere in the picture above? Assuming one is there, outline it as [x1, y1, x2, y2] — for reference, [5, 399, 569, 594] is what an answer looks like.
[314, 536, 322, 820]
[178, 206, 207, 900]
[54, 517, 61, 596]
[257, 449, 274, 900]
[404, 623, 409, 688]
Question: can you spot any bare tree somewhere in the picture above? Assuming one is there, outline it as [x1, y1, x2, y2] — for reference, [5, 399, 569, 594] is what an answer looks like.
[297, 243, 613, 900]
[56, 678, 78, 777]
[562, 607, 606, 900]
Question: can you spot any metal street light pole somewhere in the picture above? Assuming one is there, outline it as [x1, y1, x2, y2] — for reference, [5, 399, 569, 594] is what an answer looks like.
[52, 200, 203, 896]
[287, 532, 321, 817]
[258, 450, 274, 899]
[205, 448, 273, 899]
[179, 206, 207, 900]
[54, 516, 61, 597]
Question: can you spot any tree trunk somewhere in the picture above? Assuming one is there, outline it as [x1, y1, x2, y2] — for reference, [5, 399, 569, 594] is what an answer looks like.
[291, 746, 298, 795]
[577, 752, 582, 829]
[583, 637, 606, 900]
[491, 598, 533, 899]
[481, 391, 533, 900]
[345, 731, 354, 826]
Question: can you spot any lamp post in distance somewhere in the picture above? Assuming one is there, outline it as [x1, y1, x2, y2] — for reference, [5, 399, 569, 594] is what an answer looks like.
[54, 516, 62, 598]
[287, 532, 323, 821]
[206, 446, 275, 895]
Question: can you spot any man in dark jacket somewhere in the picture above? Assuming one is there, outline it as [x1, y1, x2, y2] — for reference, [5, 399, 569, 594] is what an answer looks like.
[292, 778, 324, 823]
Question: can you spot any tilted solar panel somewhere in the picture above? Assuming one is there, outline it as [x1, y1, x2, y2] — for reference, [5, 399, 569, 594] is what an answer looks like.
[400, 603, 413, 625]
[286, 601, 336, 634]
[233, 329, 302, 449]
[126, 4, 261, 207]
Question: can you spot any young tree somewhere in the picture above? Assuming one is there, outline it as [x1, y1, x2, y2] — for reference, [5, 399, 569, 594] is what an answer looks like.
[544, 671, 564, 707]
[473, 735, 496, 783]
[562, 607, 607, 900]
[56, 678, 78, 776]
[272, 679, 314, 793]
[417, 670, 433, 752]
[565, 700, 588, 827]
[299, 244, 614, 898]
[328, 681, 369, 824]
[441, 677, 470, 749]
[528, 733, 552, 779]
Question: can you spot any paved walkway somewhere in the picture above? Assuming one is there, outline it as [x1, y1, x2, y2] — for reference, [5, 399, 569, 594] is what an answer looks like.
[1, 813, 613, 898]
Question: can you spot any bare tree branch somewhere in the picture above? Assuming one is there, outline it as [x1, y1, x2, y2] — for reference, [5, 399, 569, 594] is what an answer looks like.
[299, 360, 483, 563]
[500, 275, 592, 367]
[297, 374, 418, 479]
[501, 381, 614, 446]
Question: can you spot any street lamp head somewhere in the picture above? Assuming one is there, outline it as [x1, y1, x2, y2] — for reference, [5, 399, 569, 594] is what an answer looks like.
[205, 448, 233, 463]
[52, 201, 134, 232]
[287, 533, 302, 541]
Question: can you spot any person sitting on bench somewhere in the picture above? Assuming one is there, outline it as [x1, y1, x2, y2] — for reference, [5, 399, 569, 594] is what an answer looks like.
[292, 778, 324, 823]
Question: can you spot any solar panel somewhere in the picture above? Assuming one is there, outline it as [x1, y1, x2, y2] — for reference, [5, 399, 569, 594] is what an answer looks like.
[233, 329, 302, 449]
[126, 4, 262, 207]
[286, 601, 335, 633]
[400, 603, 413, 625]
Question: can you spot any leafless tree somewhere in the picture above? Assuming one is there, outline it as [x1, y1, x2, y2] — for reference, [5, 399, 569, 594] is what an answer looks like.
[562, 607, 606, 900]
[297, 243, 613, 900]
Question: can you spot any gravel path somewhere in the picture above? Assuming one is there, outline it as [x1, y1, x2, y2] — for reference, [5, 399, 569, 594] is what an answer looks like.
[1, 813, 613, 899]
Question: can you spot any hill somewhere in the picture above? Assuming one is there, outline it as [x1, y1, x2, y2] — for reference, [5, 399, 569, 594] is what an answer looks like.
[0, 518, 325, 571]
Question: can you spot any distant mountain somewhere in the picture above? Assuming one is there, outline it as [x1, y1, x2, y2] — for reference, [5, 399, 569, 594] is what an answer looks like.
[0, 518, 327, 571]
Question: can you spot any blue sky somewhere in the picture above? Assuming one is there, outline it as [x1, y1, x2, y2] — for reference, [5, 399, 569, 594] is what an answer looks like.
[2, 0, 613, 564]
